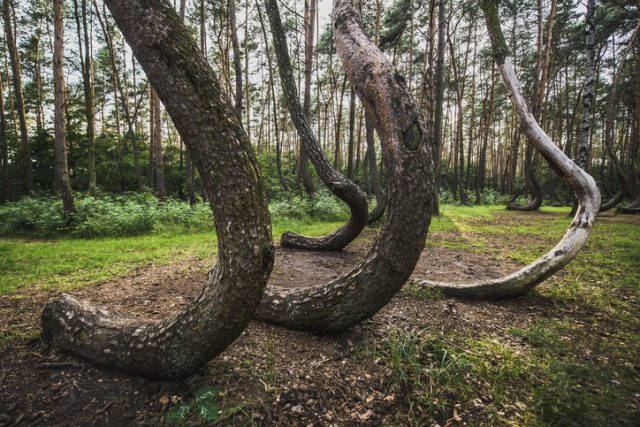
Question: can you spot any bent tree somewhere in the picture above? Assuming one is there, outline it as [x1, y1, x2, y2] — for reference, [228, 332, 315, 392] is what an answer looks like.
[41, 0, 274, 380]
[265, 0, 369, 251]
[254, 0, 436, 332]
[417, 0, 600, 299]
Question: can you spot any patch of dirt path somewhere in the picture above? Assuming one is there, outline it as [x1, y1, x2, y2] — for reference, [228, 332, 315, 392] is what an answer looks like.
[1, 211, 636, 426]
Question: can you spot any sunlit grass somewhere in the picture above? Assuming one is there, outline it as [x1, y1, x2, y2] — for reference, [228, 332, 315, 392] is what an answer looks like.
[0, 220, 345, 295]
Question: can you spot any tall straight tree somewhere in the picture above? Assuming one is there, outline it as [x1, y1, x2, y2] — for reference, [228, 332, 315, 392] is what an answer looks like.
[53, 0, 75, 214]
[150, 88, 166, 200]
[228, 0, 243, 116]
[3, 0, 33, 193]
[299, 0, 317, 195]
[432, 0, 446, 215]
[0, 67, 8, 202]
[74, 0, 97, 196]
[577, 0, 596, 172]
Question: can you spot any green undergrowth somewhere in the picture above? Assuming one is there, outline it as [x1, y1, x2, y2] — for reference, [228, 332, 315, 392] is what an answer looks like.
[0, 220, 344, 295]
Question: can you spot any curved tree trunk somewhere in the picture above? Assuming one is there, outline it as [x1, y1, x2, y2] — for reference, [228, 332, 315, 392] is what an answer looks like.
[41, 0, 274, 380]
[254, 0, 435, 332]
[417, 0, 600, 299]
[265, 0, 369, 251]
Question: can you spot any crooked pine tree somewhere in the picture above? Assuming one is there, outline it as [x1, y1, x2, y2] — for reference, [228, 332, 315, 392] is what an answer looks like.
[417, 0, 601, 299]
[254, 0, 436, 332]
[41, 0, 274, 380]
[264, 0, 369, 251]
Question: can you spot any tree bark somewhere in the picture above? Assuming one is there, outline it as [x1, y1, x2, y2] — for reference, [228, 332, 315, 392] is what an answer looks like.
[417, 0, 600, 299]
[41, 0, 274, 380]
[254, 0, 435, 332]
[3, 0, 33, 194]
[53, 0, 76, 214]
[265, 0, 369, 251]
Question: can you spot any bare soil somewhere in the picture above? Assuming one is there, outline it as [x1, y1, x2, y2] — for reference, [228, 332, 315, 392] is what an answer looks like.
[0, 211, 634, 426]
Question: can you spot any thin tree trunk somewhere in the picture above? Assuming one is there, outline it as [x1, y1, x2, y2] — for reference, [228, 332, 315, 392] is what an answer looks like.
[53, 0, 75, 214]
[255, 0, 435, 332]
[365, 115, 385, 224]
[419, 0, 600, 299]
[228, 0, 243, 116]
[265, 0, 369, 251]
[42, 0, 274, 380]
[0, 65, 8, 202]
[432, 0, 446, 215]
[3, 0, 33, 193]
[151, 88, 166, 200]
[255, 2, 288, 191]
[600, 23, 639, 211]
[75, 0, 97, 196]
[295, 0, 317, 195]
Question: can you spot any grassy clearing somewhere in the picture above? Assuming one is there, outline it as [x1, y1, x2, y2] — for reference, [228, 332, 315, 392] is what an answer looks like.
[0, 220, 344, 295]
[377, 205, 640, 425]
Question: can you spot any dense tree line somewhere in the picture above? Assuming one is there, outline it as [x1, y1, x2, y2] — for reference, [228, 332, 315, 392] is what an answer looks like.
[0, 0, 638, 210]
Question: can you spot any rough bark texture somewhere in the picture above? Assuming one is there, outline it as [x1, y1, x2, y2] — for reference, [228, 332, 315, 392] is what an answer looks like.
[265, 0, 369, 251]
[53, 0, 76, 214]
[41, 0, 274, 380]
[3, 0, 33, 193]
[417, 0, 600, 299]
[254, 0, 435, 332]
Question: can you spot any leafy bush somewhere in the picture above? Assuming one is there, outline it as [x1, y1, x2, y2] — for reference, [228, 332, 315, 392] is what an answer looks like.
[0, 193, 213, 238]
[269, 189, 349, 222]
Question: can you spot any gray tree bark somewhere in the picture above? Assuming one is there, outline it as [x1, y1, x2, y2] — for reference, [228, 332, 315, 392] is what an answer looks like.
[265, 0, 369, 251]
[41, 0, 274, 380]
[254, 0, 435, 332]
[417, 0, 601, 299]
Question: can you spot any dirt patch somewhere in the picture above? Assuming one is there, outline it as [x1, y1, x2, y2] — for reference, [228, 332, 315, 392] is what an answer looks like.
[0, 211, 637, 426]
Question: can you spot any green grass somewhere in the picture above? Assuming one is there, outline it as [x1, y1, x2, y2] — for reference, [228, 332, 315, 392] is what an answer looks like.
[0, 220, 344, 295]
[358, 204, 640, 425]
[2, 204, 639, 425]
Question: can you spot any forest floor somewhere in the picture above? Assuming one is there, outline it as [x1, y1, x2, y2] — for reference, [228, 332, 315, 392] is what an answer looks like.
[1, 206, 639, 426]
